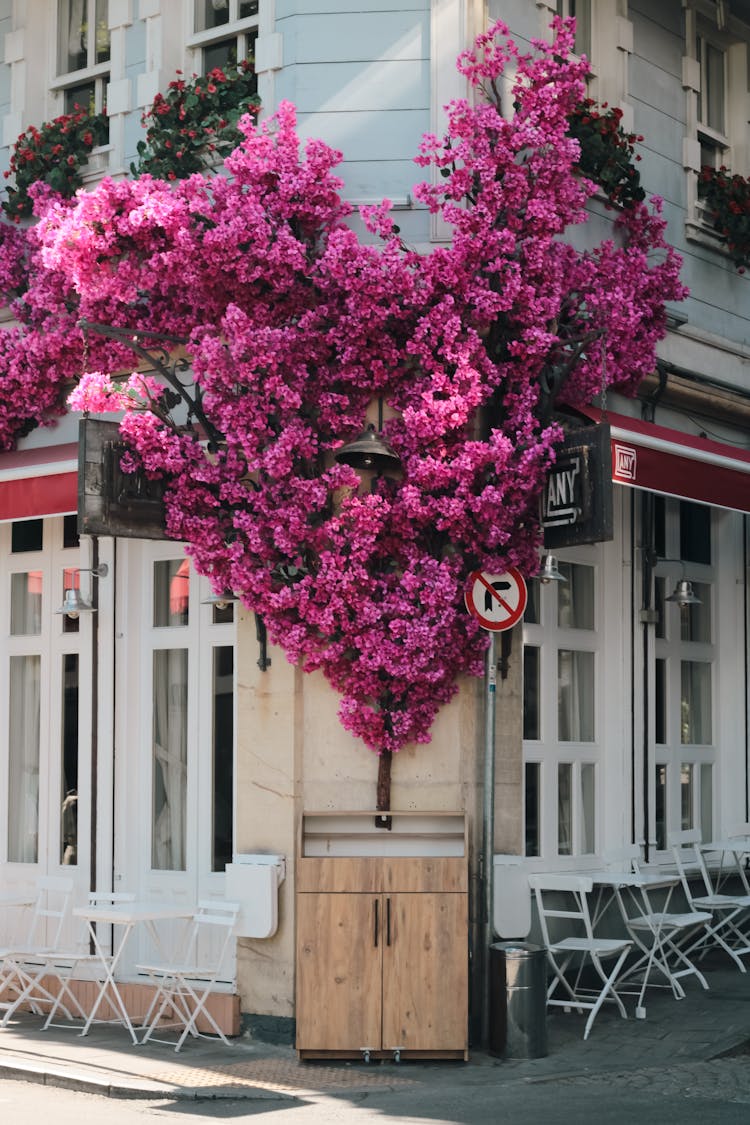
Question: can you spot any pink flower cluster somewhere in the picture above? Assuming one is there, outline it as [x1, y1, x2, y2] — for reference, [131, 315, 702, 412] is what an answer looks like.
[0, 18, 687, 752]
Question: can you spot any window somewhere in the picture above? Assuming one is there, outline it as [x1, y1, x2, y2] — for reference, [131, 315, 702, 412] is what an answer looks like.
[191, 0, 259, 74]
[651, 498, 715, 848]
[523, 554, 600, 859]
[696, 30, 728, 169]
[557, 0, 592, 59]
[56, 1, 110, 126]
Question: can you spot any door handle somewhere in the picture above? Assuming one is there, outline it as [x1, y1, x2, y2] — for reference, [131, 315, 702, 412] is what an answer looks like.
[374, 898, 379, 947]
[386, 897, 391, 946]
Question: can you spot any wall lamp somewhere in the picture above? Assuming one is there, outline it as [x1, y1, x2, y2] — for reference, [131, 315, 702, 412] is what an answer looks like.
[539, 554, 566, 584]
[201, 589, 237, 611]
[648, 553, 702, 608]
[56, 564, 109, 618]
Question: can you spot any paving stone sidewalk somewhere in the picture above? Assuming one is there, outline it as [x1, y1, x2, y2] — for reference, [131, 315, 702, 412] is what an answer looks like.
[0, 953, 748, 1102]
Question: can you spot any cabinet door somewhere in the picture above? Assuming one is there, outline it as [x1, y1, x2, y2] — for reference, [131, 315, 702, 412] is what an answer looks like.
[382, 893, 468, 1052]
[296, 893, 383, 1051]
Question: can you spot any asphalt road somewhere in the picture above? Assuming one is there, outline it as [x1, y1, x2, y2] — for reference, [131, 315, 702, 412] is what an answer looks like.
[1, 1052, 749, 1125]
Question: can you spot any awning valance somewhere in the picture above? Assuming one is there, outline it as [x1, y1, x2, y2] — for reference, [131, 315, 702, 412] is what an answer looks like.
[579, 408, 750, 515]
[0, 443, 78, 522]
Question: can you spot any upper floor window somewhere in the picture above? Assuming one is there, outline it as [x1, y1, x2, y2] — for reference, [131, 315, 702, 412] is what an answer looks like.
[557, 0, 592, 59]
[56, 0, 110, 121]
[192, 0, 259, 72]
[696, 30, 729, 168]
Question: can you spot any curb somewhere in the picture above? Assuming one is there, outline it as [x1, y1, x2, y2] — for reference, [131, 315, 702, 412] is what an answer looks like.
[0, 1056, 295, 1101]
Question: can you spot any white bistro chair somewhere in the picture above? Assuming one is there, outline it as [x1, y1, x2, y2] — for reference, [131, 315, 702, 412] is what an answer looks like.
[528, 873, 632, 1040]
[669, 829, 750, 972]
[137, 900, 240, 1051]
[0, 876, 76, 1027]
[601, 844, 711, 1013]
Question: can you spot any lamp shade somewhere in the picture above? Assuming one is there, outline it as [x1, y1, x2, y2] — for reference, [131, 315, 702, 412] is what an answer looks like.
[334, 424, 401, 472]
[539, 555, 566, 584]
[56, 588, 95, 618]
[665, 579, 701, 607]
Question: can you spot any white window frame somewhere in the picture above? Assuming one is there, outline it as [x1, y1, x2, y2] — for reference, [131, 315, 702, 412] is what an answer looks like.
[523, 546, 602, 863]
[187, 0, 261, 74]
[650, 500, 717, 855]
[684, 2, 750, 247]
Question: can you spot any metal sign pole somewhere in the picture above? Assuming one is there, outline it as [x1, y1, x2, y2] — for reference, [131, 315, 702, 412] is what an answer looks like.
[481, 631, 497, 1048]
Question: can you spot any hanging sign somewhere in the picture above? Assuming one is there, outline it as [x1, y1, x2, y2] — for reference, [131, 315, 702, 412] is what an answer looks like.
[464, 568, 528, 632]
[78, 418, 168, 540]
[542, 422, 613, 549]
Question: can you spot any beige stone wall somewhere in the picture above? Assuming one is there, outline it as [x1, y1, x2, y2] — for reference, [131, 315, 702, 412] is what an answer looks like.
[234, 607, 524, 1021]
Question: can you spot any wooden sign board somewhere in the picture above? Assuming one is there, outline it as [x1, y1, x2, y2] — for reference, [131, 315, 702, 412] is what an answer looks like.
[78, 418, 169, 540]
[542, 423, 613, 549]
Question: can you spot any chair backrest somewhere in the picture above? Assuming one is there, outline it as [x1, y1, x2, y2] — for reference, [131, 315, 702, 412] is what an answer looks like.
[668, 830, 714, 899]
[87, 891, 136, 906]
[28, 875, 75, 950]
[182, 900, 241, 975]
[729, 822, 750, 841]
[528, 874, 596, 945]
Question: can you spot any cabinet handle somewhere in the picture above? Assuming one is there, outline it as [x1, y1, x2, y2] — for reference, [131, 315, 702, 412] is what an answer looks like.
[374, 899, 379, 947]
[386, 897, 391, 946]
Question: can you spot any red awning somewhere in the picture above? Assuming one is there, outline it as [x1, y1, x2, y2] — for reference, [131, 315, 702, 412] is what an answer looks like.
[580, 408, 750, 514]
[0, 443, 79, 521]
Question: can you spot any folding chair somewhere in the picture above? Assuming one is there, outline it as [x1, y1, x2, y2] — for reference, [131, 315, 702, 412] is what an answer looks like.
[0, 876, 76, 1027]
[601, 845, 711, 1013]
[669, 829, 750, 972]
[41, 891, 137, 1031]
[528, 874, 632, 1040]
[137, 900, 240, 1051]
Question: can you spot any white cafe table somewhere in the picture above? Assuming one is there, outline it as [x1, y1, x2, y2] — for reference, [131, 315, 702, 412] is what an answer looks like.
[72, 901, 194, 1044]
[584, 869, 688, 1017]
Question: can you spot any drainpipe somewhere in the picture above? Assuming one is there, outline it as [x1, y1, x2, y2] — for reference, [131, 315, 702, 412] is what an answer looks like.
[745, 517, 749, 822]
[89, 535, 100, 900]
[480, 632, 497, 1048]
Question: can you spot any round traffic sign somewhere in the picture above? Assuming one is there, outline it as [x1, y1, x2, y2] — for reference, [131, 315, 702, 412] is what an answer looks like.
[464, 568, 528, 632]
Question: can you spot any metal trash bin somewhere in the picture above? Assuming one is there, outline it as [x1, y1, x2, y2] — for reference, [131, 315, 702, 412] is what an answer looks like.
[489, 941, 548, 1059]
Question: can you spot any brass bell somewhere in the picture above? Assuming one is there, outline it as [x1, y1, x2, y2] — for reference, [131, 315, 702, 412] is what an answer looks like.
[334, 423, 401, 473]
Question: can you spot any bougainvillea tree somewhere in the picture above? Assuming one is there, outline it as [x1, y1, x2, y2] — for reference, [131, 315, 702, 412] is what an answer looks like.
[0, 18, 686, 799]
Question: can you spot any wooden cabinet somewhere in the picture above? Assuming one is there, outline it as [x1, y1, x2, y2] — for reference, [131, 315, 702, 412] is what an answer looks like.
[296, 814, 468, 1060]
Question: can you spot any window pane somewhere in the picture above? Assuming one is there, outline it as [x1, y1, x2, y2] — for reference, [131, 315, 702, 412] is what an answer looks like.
[680, 501, 711, 565]
[65, 81, 96, 115]
[655, 659, 666, 744]
[8, 655, 41, 863]
[558, 763, 572, 855]
[95, 0, 110, 63]
[680, 582, 711, 642]
[523, 645, 540, 740]
[59, 0, 88, 71]
[655, 764, 667, 850]
[524, 577, 540, 624]
[704, 42, 725, 134]
[203, 37, 238, 71]
[557, 563, 594, 630]
[700, 763, 713, 842]
[681, 661, 712, 744]
[525, 762, 540, 857]
[681, 763, 694, 830]
[12, 520, 42, 552]
[558, 649, 595, 741]
[152, 649, 188, 870]
[580, 763, 595, 854]
[212, 646, 234, 872]
[154, 560, 190, 627]
[239, 1, 259, 16]
[654, 577, 665, 639]
[196, 0, 230, 31]
[61, 654, 79, 865]
[11, 572, 42, 635]
[63, 514, 79, 549]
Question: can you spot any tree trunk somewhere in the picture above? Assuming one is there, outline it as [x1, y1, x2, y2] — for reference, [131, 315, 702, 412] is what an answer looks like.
[375, 749, 392, 829]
